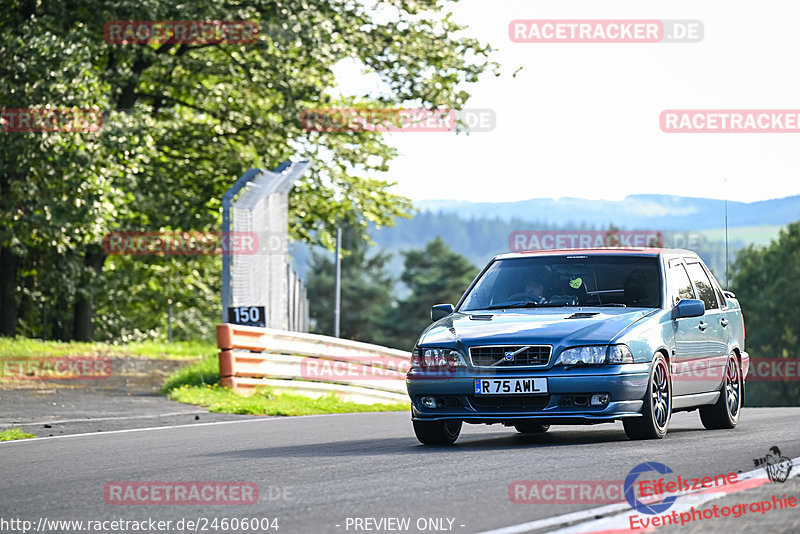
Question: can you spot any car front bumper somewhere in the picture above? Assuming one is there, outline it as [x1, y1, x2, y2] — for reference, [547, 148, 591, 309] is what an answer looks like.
[406, 364, 650, 423]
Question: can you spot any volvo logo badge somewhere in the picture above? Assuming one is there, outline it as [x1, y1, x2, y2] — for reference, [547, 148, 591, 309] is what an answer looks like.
[504, 351, 515, 361]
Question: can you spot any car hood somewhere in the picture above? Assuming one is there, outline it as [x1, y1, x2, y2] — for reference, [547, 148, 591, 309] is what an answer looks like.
[418, 308, 656, 349]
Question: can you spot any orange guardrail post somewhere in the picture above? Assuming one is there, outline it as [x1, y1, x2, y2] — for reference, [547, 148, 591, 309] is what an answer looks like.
[217, 324, 234, 350]
[219, 349, 235, 387]
[217, 324, 235, 388]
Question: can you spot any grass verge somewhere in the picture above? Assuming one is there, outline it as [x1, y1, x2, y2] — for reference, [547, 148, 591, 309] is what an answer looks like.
[0, 337, 216, 360]
[162, 354, 409, 415]
[167, 384, 409, 415]
[0, 428, 37, 441]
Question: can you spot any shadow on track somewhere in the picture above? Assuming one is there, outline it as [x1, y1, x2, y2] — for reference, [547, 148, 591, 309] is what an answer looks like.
[193, 424, 704, 460]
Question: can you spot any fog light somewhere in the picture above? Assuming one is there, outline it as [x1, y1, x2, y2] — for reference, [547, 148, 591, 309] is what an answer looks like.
[591, 394, 609, 406]
[420, 396, 436, 408]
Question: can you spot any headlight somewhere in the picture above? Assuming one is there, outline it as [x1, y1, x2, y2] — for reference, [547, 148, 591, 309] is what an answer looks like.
[555, 344, 634, 365]
[411, 348, 465, 369]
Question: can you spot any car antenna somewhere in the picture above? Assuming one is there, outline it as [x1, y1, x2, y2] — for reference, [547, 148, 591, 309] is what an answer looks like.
[723, 176, 729, 289]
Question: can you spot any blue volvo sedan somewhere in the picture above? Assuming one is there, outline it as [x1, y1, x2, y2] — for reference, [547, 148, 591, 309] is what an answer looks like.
[406, 248, 748, 444]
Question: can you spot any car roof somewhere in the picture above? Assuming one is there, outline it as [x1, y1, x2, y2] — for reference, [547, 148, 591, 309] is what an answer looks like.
[494, 248, 699, 261]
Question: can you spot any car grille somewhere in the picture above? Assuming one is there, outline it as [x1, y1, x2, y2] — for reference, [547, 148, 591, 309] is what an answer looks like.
[468, 345, 551, 367]
[468, 395, 551, 411]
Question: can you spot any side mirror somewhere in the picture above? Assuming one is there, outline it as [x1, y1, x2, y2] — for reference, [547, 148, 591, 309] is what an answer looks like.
[431, 303, 455, 322]
[673, 299, 705, 319]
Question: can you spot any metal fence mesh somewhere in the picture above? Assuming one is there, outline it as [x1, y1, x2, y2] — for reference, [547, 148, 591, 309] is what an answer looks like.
[229, 165, 308, 331]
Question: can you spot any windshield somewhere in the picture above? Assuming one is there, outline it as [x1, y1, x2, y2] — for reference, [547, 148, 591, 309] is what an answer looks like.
[459, 255, 662, 311]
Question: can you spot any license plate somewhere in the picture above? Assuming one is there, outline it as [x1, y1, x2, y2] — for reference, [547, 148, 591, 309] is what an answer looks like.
[474, 378, 547, 395]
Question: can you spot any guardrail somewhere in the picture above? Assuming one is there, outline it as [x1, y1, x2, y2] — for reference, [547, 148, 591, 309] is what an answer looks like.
[216, 324, 411, 404]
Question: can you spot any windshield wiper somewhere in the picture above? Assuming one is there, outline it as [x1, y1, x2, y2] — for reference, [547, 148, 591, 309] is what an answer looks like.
[484, 301, 542, 310]
[593, 303, 627, 307]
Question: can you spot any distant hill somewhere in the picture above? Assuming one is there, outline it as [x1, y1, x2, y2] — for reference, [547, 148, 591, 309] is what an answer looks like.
[415, 194, 800, 230]
[291, 194, 799, 285]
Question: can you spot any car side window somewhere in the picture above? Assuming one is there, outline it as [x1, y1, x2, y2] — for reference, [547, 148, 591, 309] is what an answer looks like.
[669, 262, 695, 305]
[686, 263, 719, 310]
[705, 266, 728, 309]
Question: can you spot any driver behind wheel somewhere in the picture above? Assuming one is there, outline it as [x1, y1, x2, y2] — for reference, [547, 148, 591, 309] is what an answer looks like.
[522, 279, 547, 304]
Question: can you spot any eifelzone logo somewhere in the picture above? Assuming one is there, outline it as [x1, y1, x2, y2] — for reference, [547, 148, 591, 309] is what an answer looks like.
[624, 462, 740, 516]
[753, 446, 793, 483]
[624, 462, 678, 515]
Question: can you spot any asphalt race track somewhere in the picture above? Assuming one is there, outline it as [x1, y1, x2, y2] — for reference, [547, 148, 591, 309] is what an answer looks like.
[2, 408, 799, 534]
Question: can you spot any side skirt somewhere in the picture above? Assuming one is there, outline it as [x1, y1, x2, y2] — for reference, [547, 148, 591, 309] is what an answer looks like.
[672, 391, 720, 412]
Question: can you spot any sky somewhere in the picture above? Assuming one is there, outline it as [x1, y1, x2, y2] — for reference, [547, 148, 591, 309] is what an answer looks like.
[333, 0, 800, 204]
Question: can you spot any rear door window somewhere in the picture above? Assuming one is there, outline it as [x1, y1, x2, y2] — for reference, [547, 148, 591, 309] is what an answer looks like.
[702, 265, 728, 309]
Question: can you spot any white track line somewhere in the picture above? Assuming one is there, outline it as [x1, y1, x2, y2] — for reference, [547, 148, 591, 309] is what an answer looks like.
[477, 455, 800, 534]
[0, 411, 359, 444]
[0, 410, 209, 427]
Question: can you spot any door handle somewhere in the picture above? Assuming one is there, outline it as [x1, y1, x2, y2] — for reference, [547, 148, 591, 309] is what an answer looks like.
[698, 321, 708, 331]
[720, 318, 729, 327]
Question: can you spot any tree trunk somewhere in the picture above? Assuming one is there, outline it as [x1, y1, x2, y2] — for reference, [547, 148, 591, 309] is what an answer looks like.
[71, 245, 107, 341]
[0, 246, 19, 336]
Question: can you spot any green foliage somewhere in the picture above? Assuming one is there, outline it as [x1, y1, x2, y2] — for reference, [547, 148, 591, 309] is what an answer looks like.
[307, 225, 395, 343]
[0, 0, 491, 340]
[0, 428, 37, 441]
[160, 353, 220, 393]
[0, 336, 214, 359]
[731, 220, 800, 406]
[379, 237, 477, 350]
[167, 383, 409, 415]
[307, 235, 477, 350]
[93, 254, 221, 342]
[369, 212, 746, 286]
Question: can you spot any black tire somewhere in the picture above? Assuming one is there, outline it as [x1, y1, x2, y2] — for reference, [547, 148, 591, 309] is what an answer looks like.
[624, 354, 671, 440]
[699, 353, 742, 430]
[413, 420, 462, 445]
[514, 422, 550, 434]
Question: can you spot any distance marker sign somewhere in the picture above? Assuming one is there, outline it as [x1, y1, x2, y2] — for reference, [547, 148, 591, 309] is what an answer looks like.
[228, 306, 266, 327]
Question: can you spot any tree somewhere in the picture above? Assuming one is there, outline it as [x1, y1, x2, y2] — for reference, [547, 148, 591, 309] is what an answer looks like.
[306, 226, 394, 344]
[380, 237, 477, 350]
[0, 0, 492, 339]
[730, 220, 800, 406]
